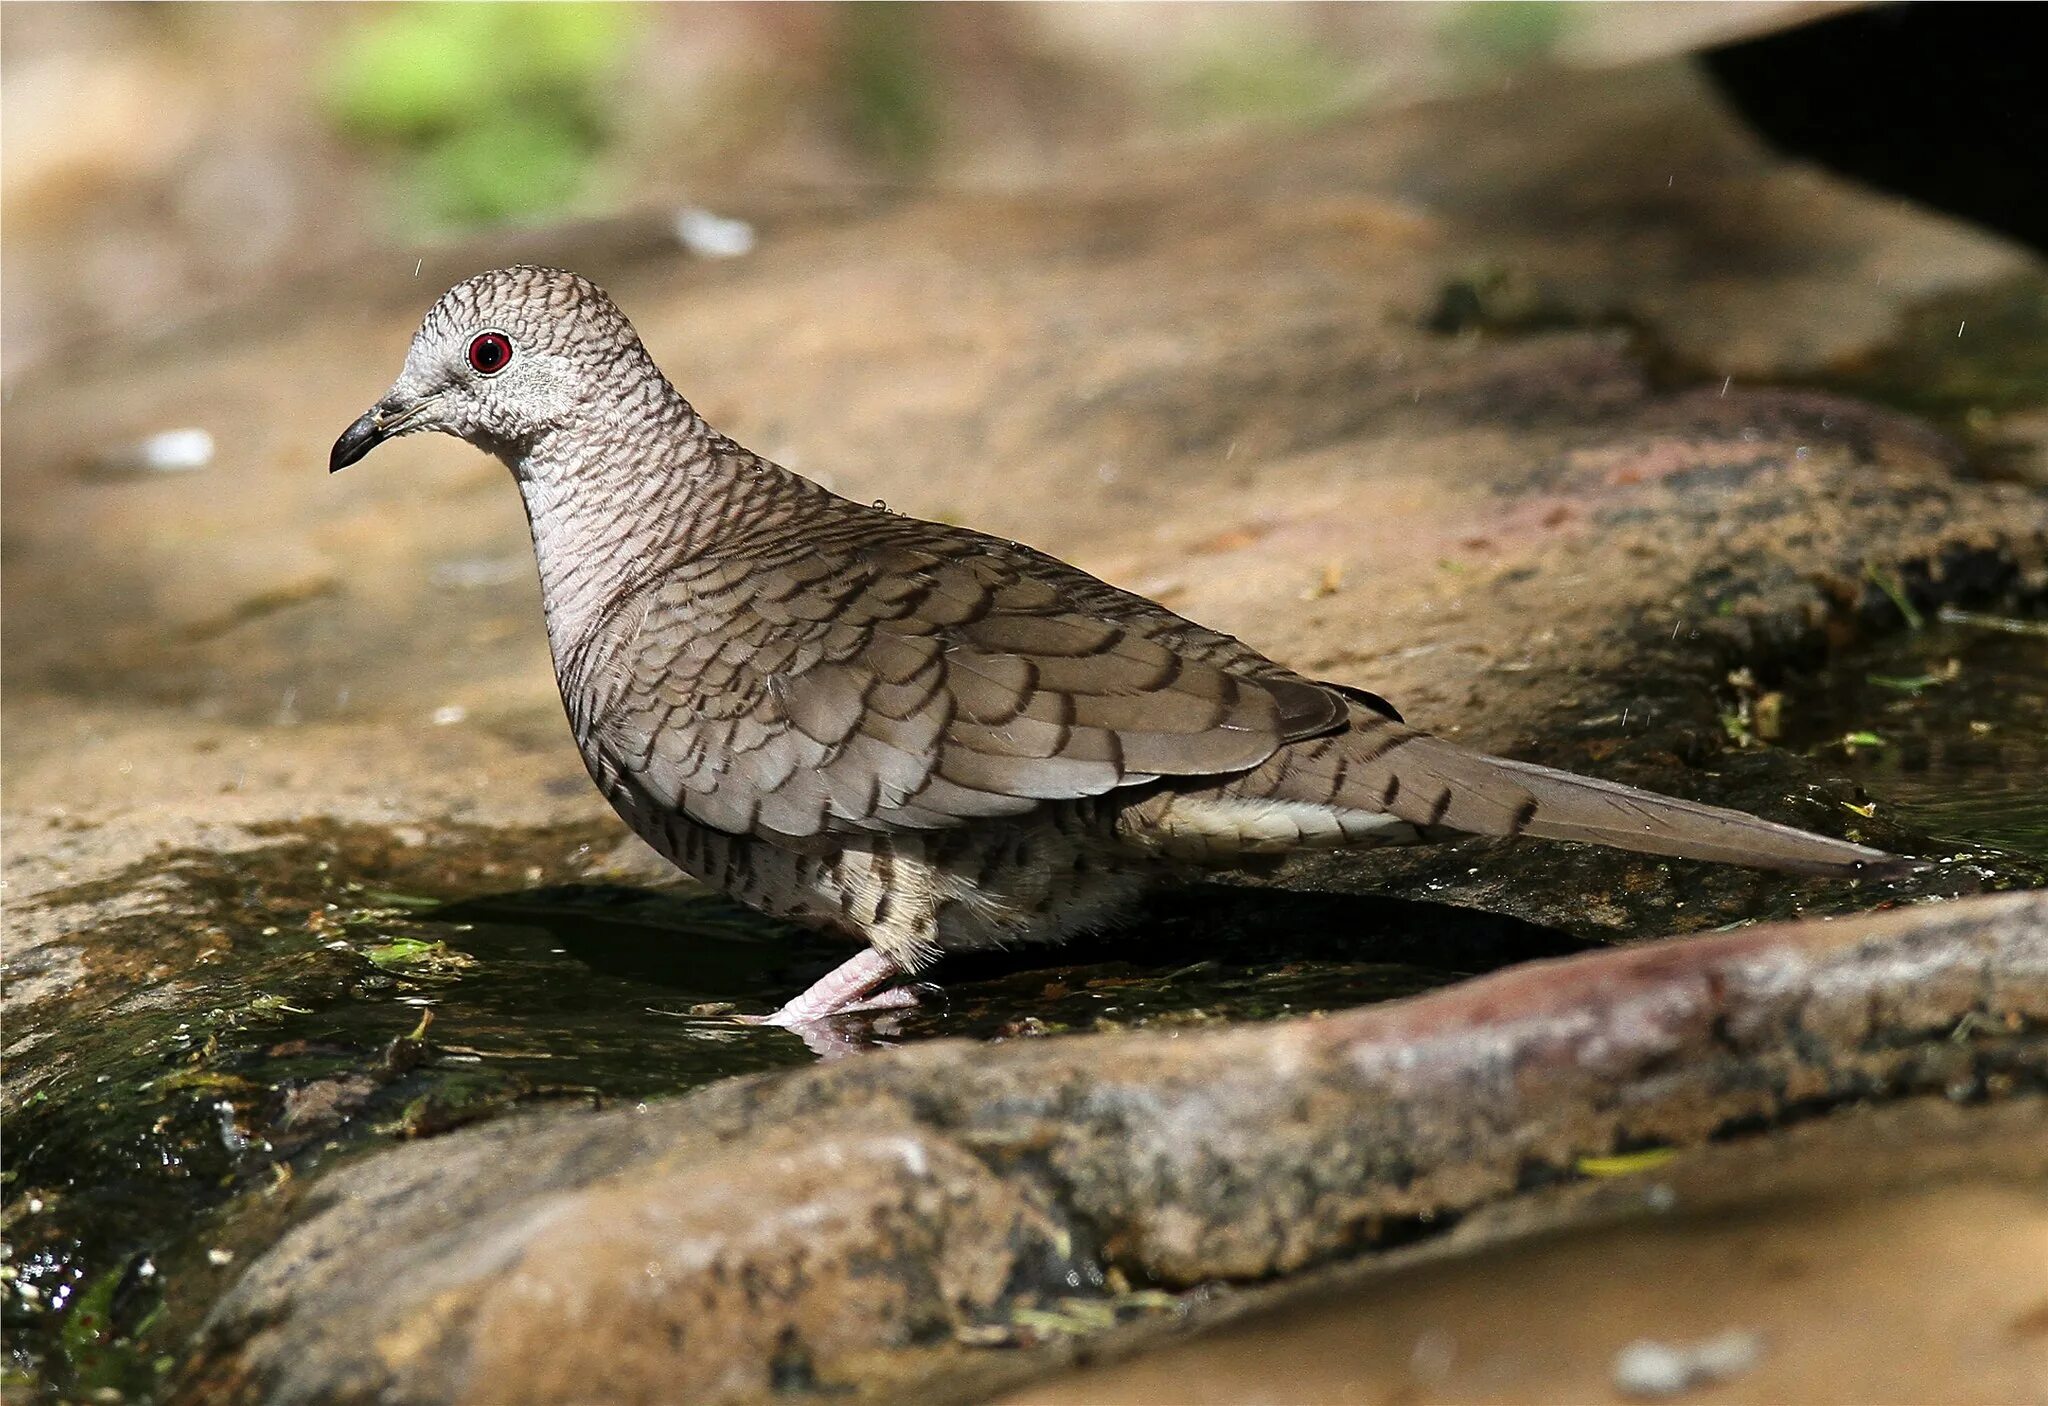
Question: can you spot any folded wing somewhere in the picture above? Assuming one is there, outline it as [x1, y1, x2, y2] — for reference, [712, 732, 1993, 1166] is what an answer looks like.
[586, 519, 1348, 842]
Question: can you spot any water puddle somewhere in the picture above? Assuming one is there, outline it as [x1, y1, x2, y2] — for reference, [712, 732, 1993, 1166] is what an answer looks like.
[3, 832, 1543, 1399]
[1772, 616, 2048, 865]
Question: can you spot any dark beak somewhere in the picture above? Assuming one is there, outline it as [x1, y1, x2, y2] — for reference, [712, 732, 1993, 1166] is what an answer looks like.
[329, 410, 389, 473]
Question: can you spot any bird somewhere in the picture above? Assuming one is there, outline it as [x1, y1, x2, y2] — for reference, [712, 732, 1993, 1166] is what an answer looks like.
[332, 266, 1909, 1027]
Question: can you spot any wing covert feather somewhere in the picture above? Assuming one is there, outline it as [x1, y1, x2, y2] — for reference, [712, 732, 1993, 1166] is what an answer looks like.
[586, 515, 1349, 841]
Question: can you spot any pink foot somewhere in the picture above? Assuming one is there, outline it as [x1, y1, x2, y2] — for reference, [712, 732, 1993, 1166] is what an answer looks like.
[736, 948, 928, 1028]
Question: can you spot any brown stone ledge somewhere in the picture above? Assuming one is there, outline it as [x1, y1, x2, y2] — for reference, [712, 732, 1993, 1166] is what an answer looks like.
[183, 890, 2046, 1406]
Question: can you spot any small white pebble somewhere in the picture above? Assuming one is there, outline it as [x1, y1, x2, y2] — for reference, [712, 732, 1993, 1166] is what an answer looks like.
[207, 1247, 235, 1266]
[142, 428, 215, 470]
[673, 206, 756, 259]
[433, 705, 467, 726]
[89, 428, 216, 478]
[1614, 1329, 1763, 1397]
[1410, 1328, 1456, 1383]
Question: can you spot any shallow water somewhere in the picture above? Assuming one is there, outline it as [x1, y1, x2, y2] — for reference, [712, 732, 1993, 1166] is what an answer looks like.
[3, 847, 1513, 1398]
[1774, 617, 2048, 864]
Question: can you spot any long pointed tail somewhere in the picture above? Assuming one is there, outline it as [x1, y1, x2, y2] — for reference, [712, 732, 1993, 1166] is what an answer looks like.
[1272, 717, 1914, 879]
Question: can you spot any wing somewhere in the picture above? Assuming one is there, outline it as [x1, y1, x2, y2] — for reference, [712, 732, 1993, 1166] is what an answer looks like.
[582, 517, 1348, 843]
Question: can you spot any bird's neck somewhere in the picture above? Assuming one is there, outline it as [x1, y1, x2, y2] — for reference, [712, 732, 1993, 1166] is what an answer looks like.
[505, 382, 820, 659]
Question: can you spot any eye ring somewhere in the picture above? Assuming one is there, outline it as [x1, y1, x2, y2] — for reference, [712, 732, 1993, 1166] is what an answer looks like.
[467, 330, 513, 376]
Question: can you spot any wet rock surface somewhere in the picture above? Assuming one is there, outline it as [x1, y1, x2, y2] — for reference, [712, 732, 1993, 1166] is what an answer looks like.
[1004, 1101, 2048, 1406]
[5, 57, 2046, 1402]
[180, 893, 2048, 1405]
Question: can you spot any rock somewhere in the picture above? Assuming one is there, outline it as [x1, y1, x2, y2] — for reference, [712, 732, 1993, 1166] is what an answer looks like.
[1004, 1108, 2048, 1406]
[5, 57, 2044, 894]
[180, 892, 2047, 1404]
[276, 1075, 377, 1137]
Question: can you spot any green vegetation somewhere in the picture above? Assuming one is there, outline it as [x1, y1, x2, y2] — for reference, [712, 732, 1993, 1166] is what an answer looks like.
[833, 2, 940, 171]
[1575, 1148, 1678, 1177]
[363, 936, 476, 973]
[1172, 38, 1362, 127]
[1865, 560, 1926, 631]
[323, 4, 634, 228]
[1439, 2, 1571, 69]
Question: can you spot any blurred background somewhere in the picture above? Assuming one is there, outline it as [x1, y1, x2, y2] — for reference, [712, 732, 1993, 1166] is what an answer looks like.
[3, 1, 1845, 373]
[7, 8, 2048, 1402]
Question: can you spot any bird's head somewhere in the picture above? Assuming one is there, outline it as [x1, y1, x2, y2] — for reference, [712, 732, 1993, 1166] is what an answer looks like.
[330, 266, 651, 473]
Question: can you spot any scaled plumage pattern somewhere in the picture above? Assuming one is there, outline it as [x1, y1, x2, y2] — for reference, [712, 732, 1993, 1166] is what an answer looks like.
[333, 267, 1906, 1024]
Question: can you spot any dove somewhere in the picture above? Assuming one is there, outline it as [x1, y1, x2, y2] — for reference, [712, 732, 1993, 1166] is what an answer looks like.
[333, 267, 1907, 1025]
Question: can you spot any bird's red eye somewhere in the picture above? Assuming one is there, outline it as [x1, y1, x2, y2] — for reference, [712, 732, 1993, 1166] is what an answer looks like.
[467, 331, 512, 376]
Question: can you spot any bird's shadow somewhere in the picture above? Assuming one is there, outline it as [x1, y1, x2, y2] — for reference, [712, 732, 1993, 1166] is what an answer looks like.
[434, 880, 1594, 1037]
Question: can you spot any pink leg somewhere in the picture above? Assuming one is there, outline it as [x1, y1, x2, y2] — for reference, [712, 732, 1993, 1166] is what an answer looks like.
[741, 948, 922, 1027]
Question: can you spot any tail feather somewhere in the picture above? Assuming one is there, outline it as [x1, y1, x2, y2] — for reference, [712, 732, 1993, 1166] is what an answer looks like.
[1289, 718, 1912, 879]
[1438, 745, 1905, 877]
